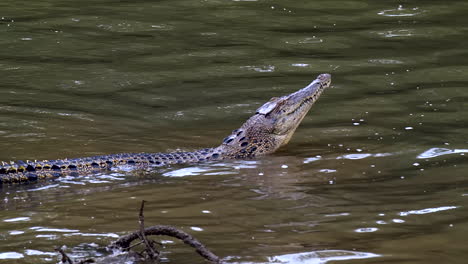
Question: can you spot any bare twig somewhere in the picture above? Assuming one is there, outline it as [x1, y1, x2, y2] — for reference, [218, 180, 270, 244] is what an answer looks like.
[137, 200, 159, 260]
[124, 240, 144, 250]
[55, 247, 74, 264]
[112, 225, 221, 263]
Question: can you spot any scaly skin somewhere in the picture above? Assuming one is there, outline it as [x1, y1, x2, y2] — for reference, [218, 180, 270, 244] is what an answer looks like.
[0, 74, 331, 184]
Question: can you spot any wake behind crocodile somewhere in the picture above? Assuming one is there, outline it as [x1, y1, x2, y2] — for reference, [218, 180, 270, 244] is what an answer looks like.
[0, 74, 331, 185]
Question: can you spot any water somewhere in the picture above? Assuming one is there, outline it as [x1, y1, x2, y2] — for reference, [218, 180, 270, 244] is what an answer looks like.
[1, 0, 467, 263]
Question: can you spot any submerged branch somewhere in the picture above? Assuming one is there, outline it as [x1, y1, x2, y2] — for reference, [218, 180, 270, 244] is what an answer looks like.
[112, 224, 220, 263]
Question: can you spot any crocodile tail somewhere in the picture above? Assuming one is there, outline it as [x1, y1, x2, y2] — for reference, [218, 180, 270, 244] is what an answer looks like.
[0, 159, 84, 184]
[0, 148, 222, 184]
[0, 156, 115, 184]
[0, 171, 66, 184]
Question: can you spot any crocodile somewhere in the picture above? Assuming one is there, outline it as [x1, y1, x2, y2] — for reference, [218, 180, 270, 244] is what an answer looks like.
[0, 73, 331, 184]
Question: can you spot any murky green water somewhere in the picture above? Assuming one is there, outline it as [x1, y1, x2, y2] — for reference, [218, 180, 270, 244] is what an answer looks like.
[1, 0, 467, 263]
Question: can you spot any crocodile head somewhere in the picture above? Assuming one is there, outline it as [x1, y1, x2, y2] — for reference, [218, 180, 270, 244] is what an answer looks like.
[218, 73, 331, 158]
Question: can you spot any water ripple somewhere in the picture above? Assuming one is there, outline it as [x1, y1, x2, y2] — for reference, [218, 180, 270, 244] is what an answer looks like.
[303, 155, 322, 164]
[30, 227, 79, 232]
[376, 30, 414, 38]
[27, 184, 62, 192]
[378, 5, 423, 17]
[240, 65, 275, 73]
[337, 152, 392, 160]
[3, 216, 31, 222]
[399, 206, 459, 216]
[355, 227, 379, 233]
[417, 148, 468, 159]
[267, 250, 380, 264]
[64, 232, 119, 238]
[24, 249, 55, 256]
[9, 230, 25, 235]
[0, 252, 24, 260]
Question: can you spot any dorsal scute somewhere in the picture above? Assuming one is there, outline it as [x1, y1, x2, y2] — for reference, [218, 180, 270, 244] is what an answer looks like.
[256, 97, 282, 115]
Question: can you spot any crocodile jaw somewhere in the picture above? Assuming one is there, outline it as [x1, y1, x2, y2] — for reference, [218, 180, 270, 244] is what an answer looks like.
[270, 73, 331, 146]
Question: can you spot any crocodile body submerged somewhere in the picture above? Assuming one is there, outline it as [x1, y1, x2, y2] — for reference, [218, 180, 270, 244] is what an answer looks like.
[0, 74, 331, 184]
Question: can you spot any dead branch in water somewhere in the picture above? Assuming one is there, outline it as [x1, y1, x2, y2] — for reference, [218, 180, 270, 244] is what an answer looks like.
[109, 199, 220, 263]
[111, 224, 220, 263]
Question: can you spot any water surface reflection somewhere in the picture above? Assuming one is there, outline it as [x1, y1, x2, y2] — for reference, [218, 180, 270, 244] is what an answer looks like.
[1, 0, 468, 263]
